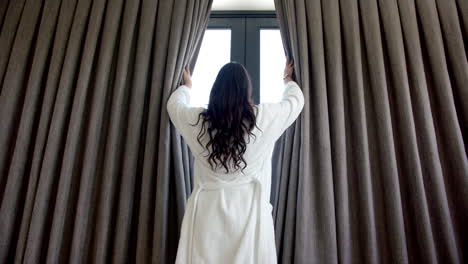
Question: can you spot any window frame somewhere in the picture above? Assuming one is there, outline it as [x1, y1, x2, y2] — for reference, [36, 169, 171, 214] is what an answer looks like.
[207, 11, 279, 104]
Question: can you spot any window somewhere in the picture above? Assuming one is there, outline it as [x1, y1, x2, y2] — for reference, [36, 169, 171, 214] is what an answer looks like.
[260, 29, 286, 103]
[191, 29, 231, 107]
[190, 12, 285, 106]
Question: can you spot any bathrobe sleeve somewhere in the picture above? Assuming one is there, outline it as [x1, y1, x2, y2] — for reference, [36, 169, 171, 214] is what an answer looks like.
[262, 81, 305, 141]
[166, 84, 199, 145]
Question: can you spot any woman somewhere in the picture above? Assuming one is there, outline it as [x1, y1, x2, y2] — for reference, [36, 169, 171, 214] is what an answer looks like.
[167, 60, 304, 264]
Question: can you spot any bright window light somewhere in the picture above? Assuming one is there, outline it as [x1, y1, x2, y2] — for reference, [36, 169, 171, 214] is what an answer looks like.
[260, 29, 286, 103]
[190, 29, 231, 107]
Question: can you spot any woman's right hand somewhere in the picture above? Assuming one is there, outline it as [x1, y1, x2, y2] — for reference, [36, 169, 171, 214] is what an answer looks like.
[283, 58, 294, 84]
[182, 67, 192, 88]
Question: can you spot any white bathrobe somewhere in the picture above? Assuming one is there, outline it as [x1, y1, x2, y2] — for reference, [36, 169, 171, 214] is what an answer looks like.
[167, 80, 304, 264]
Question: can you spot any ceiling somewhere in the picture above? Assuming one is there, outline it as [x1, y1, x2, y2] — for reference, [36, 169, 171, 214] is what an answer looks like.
[211, 0, 275, 10]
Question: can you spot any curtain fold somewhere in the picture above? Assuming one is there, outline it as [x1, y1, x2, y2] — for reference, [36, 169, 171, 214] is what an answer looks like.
[273, 0, 468, 263]
[0, 0, 212, 263]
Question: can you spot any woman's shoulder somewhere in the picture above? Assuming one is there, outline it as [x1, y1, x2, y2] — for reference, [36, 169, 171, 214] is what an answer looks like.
[253, 103, 279, 128]
[256, 102, 282, 117]
[184, 106, 207, 125]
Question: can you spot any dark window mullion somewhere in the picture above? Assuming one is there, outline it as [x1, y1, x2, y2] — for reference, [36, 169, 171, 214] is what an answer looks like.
[207, 14, 278, 105]
[230, 18, 246, 66]
[245, 19, 260, 104]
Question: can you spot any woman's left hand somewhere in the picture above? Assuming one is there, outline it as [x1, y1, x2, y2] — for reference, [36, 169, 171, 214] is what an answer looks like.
[183, 67, 192, 88]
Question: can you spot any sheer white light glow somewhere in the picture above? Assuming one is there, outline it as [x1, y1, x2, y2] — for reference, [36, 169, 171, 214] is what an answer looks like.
[190, 29, 231, 107]
[260, 29, 286, 103]
[212, 0, 275, 11]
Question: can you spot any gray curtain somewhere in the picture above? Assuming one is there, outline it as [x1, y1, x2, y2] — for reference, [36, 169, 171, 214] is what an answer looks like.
[0, 0, 212, 263]
[273, 0, 468, 263]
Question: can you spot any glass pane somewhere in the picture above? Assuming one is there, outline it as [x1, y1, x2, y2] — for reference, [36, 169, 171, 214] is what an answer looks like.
[260, 29, 286, 103]
[190, 29, 231, 107]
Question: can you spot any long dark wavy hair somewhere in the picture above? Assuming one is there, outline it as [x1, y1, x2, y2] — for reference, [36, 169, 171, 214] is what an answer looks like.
[190, 62, 262, 173]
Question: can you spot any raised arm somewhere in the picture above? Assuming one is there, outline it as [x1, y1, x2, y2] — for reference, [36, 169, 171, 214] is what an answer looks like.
[166, 67, 196, 140]
[258, 80, 304, 145]
[166, 84, 192, 134]
[267, 59, 305, 140]
[275, 80, 305, 134]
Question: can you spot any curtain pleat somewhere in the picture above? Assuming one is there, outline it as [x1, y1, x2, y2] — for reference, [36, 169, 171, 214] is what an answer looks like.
[11, 0, 80, 262]
[0, 0, 213, 263]
[0, 0, 26, 92]
[0, 0, 11, 31]
[435, 0, 468, 133]
[274, 0, 468, 263]
[0, 0, 42, 189]
[92, 0, 140, 262]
